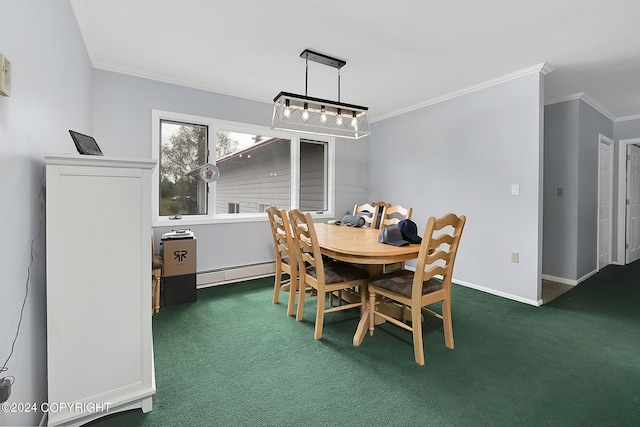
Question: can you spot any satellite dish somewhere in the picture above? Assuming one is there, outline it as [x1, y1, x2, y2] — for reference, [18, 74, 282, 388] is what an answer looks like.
[199, 163, 219, 183]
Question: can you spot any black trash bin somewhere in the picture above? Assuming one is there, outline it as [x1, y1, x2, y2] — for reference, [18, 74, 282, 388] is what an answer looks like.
[161, 230, 197, 306]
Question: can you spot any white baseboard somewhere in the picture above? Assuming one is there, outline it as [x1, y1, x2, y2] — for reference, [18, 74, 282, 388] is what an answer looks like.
[406, 265, 542, 306]
[196, 262, 276, 288]
[542, 268, 598, 287]
[541, 274, 578, 286]
[454, 278, 543, 306]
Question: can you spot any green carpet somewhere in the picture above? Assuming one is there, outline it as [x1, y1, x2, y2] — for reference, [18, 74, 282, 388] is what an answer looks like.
[90, 263, 640, 426]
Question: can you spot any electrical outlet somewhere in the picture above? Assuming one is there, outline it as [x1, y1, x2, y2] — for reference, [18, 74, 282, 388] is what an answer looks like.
[510, 252, 519, 263]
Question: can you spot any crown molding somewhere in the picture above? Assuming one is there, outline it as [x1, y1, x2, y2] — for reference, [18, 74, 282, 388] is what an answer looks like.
[371, 63, 552, 123]
[616, 113, 640, 123]
[545, 92, 616, 122]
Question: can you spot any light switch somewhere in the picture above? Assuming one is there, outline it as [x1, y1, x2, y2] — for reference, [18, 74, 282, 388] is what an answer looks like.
[511, 184, 520, 196]
[0, 54, 11, 97]
[557, 187, 564, 197]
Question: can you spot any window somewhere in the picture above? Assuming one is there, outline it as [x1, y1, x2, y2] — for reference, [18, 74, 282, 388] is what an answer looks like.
[228, 202, 240, 214]
[152, 110, 335, 224]
[159, 120, 208, 216]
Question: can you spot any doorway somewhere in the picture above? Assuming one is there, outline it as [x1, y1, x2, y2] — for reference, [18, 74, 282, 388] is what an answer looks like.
[617, 138, 640, 264]
[598, 135, 614, 270]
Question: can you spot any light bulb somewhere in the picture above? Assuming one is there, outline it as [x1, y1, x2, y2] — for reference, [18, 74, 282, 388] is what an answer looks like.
[302, 103, 309, 121]
[284, 99, 291, 117]
[351, 111, 358, 128]
[336, 108, 343, 126]
[320, 106, 327, 123]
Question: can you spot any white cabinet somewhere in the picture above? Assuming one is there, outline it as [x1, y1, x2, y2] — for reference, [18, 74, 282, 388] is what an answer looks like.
[45, 155, 156, 426]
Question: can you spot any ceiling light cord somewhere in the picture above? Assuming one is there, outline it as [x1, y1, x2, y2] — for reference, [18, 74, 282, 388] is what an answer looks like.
[305, 57, 308, 97]
[337, 69, 341, 103]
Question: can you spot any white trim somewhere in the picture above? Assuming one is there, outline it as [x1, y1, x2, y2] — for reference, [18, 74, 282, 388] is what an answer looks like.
[371, 63, 552, 123]
[405, 265, 542, 305]
[541, 274, 578, 287]
[454, 278, 543, 306]
[597, 134, 614, 271]
[617, 138, 640, 264]
[545, 92, 617, 121]
[542, 269, 598, 286]
[150, 110, 335, 226]
[616, 113, 640, 123]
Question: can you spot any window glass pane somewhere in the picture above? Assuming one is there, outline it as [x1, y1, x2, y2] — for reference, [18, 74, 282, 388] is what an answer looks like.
[215, 132, 291, 214]
[299, 140, 327, 212]
[160, 120, 208, 216]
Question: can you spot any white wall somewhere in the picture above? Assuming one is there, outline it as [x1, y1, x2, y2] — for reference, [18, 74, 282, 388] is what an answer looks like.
[368, 71, 545, 305]
[0, 1, 93, 425]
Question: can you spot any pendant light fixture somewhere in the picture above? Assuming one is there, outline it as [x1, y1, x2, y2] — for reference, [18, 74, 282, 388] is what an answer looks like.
[272, 49, 370, 139]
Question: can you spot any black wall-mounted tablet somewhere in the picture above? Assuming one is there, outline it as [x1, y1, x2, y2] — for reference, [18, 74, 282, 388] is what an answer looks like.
[69, 130, 103, 156]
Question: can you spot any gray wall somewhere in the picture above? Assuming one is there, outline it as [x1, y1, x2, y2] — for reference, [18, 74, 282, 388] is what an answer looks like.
[543, 101, 579, 279]
[543, 99, 614, 281]
[368, 72, 544, 304]
[92, 70, 368, 272]
[614, 117, 640, 141]
[0, 1, 93, 425]
[577, 101, 614, 276]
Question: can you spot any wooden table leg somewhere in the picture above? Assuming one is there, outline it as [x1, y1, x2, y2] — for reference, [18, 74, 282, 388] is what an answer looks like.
[353, 305, 370, 346]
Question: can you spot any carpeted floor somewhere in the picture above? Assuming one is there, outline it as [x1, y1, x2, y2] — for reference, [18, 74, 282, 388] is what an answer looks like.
[89, 263, 640, 427]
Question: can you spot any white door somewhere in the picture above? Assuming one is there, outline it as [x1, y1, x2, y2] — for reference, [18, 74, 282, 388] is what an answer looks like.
[626, 144, 640, 263]
[598, 139, 613, 269]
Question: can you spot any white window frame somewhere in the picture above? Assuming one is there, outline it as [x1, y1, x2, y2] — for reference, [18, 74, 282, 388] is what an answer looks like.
[151, 109, 335, 226]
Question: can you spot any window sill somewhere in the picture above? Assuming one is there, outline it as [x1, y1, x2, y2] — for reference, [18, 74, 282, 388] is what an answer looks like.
[153, 212, 335, 227]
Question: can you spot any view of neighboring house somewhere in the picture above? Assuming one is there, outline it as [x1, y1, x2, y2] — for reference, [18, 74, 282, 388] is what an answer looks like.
[213, 137, 327, 214]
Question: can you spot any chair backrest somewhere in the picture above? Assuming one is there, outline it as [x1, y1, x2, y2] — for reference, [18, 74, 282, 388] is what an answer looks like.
[379, 204, 413, 228]
[288, 209, 325, 285]
[353, 203, 383, 228]
[412, 213, 466, 300]
[266, 206, 297, 272]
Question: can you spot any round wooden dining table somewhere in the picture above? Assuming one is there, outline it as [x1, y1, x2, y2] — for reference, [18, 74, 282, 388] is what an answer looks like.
[314, 223, 420, 270]
[313, 222, 421, 345]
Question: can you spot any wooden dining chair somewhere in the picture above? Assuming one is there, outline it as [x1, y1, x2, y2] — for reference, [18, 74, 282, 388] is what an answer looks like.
[267, 206, 299, 316]
[288, 209, 369, 339]
[151, 232, 163, 315]
[378, 204, 413, 272]
[368, 213, 466, 365]
[379, 204, 413, 228]
[353, 203, 383, 229]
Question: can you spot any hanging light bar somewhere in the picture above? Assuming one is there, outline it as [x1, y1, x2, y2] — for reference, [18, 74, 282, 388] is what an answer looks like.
[272, 49, 370, 140]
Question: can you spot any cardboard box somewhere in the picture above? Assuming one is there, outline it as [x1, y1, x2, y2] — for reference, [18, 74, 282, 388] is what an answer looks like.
[162, 238, 196, 277]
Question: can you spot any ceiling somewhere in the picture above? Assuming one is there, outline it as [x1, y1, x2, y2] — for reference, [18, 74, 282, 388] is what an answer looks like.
[71, 0, 640, 122]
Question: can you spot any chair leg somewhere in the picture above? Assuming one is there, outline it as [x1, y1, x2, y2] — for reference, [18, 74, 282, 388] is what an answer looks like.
[154, 275, 161, 314]
[272, 264, 282, 304]
[314, 290, 326, 340]
[296, 278, 306, 321]
[286, 275, 297, 317]
[411, 305, 425, 366]
[152, 269, 161, 314]
[442, 299, 454, 349]
[369, 289, 376, 336]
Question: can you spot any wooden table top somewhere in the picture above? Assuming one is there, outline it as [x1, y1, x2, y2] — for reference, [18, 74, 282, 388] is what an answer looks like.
[314, 222, 420, 265]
